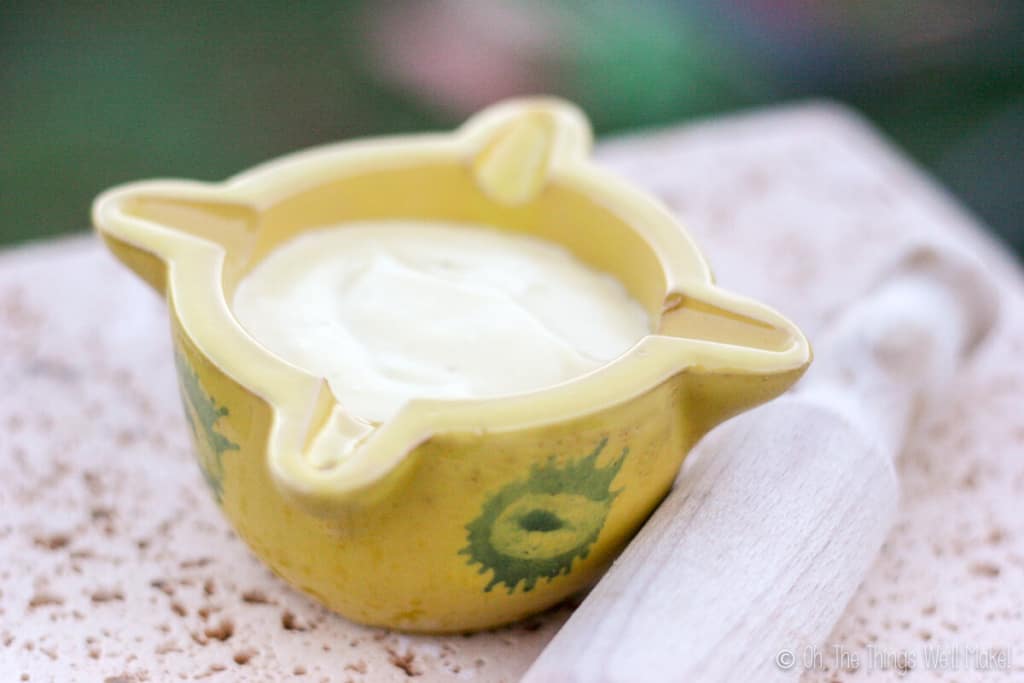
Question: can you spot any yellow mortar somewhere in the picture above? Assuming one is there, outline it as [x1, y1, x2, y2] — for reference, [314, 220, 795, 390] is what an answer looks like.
[92, 98, 811, 632]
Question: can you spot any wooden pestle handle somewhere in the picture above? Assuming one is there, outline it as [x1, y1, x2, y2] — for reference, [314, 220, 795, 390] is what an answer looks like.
[522, 245, 997, 683]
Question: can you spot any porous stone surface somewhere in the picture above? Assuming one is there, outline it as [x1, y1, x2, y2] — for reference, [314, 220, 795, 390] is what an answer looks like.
[2, 103, 1022, 681]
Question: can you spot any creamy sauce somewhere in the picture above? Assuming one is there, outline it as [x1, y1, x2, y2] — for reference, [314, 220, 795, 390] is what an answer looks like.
[232, 221, 651, 422]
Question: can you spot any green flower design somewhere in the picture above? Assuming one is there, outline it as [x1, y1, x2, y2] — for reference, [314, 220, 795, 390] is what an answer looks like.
[460, 438, 627, 594]
[174, 352, 239, 503]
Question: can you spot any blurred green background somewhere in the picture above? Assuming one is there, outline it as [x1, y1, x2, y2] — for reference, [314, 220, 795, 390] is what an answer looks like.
[3, 1, 1022, 254]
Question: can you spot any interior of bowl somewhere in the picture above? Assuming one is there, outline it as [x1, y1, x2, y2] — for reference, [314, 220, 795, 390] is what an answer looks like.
[123, 160, 795, 364]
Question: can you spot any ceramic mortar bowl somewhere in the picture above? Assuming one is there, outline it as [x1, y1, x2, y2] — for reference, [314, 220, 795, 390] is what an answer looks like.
[92, 98, 811, 632]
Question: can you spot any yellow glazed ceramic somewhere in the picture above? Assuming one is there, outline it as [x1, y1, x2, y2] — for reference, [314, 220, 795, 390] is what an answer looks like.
[93, 98, 811, 632]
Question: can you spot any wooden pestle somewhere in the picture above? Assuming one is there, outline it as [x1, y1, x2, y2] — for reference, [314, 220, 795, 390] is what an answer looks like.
[523, 244, 998, 683]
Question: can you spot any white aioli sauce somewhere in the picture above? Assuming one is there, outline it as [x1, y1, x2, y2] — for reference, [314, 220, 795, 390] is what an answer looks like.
[232, 221, 651, 422]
